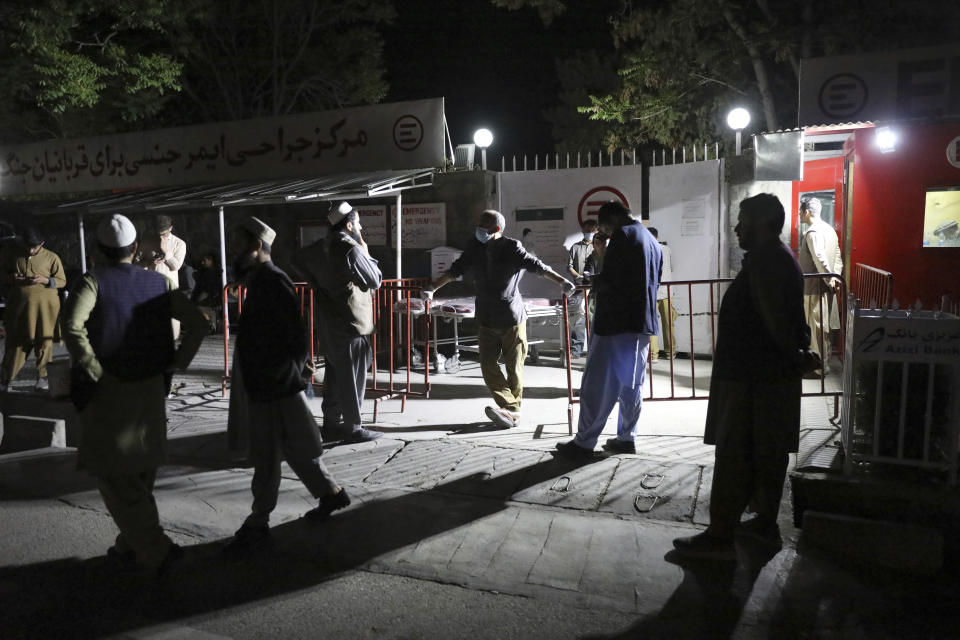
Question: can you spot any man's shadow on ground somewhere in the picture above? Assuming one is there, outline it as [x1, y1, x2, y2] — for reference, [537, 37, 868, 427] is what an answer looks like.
[584, 542, 781, 640]
[0, 454, 598, 639]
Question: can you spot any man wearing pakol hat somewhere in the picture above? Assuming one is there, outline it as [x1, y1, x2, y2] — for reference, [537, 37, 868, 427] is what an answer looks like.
[292, 201, 384, 443]
[224, 216, 351, 558]
[62, 214, 208, 576]
[424, 209, 576, 429]
[0, 227, 67, 391]
[798, 197, 842, 377]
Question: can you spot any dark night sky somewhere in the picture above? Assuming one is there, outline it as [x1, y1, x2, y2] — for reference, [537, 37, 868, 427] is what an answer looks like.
[384, 0, 614, 158]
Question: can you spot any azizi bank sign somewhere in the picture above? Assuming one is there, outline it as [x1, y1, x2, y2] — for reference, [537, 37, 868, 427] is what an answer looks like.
[0, 98, 445, 196]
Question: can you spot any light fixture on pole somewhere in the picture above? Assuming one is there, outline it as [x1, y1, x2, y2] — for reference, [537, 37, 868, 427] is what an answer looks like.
[726, 108, 751, 156]
[473, 128, 493, 170]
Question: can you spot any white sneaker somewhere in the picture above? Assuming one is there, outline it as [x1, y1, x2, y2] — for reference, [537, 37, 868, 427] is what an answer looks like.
[34, 378, 49, 392]
[484, 406, 517, 429]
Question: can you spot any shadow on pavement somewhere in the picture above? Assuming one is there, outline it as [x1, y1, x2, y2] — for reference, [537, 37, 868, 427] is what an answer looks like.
[586, 542, 779, 640]
[0, 454, 600, 639]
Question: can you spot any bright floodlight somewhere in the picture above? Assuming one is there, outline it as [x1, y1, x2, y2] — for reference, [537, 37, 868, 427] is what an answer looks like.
[726, 108, 751, 131]
[876, 126, 897, 153]
[473, 128, 493, 149]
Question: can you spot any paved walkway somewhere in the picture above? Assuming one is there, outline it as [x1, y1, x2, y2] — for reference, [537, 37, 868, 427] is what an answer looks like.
[1, 338, 956, 639]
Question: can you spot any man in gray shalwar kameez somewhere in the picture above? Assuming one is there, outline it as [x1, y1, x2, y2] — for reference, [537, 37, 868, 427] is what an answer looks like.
[293, 201, 383, 443]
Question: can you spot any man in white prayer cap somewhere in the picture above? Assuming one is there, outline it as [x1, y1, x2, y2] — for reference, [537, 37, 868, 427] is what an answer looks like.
[292, 201, 384, 443]
[62, 213, 208, 577]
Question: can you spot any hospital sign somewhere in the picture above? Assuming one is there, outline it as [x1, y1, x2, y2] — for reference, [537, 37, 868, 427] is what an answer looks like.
[0, 98, 445, 197]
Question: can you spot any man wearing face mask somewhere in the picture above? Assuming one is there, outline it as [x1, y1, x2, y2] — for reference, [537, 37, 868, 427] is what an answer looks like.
[293, 201, 383, 443]
[424, 210, 575, 429]
[567, 220, 598, 358]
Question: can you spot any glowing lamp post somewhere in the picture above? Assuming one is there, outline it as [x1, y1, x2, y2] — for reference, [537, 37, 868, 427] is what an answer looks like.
[726, 108, 751, 156]
[473, 128, 493, 170]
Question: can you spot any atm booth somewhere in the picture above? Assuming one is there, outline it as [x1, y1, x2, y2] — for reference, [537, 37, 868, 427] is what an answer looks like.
[794, 121, 960, 309]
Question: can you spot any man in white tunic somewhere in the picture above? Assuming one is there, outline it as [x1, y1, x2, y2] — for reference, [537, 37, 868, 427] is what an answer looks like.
[798, 198, 842, 375]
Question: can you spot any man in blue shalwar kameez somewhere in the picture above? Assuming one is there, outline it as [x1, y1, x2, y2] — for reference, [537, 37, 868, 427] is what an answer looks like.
[555, 201, 662, 459]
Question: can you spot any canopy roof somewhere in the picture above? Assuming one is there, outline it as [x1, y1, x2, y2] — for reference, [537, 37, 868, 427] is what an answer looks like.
[33, 168, 435, 216]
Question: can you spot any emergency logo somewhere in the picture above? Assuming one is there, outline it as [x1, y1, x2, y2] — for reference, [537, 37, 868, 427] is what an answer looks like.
[393, 115, 424, 151]
[818, 73, 868, 120]
[948, 135, 960, 169]
[577, 186, 630, 226]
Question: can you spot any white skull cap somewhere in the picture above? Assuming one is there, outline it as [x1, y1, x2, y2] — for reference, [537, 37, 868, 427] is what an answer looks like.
[97, 214, 137, 248]
[327, 201, 354, 226]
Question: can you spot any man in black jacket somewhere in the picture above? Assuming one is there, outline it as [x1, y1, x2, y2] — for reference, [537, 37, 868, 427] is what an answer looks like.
[224, 216, 350, 557]
[673, 194, 811, 558]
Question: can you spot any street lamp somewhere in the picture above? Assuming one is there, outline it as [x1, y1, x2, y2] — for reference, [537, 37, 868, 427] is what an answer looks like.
[726, 108, 751, 156]
[473, 128, 493, 170]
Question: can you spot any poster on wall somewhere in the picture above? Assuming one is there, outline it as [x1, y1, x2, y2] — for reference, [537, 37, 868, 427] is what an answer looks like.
[388, 202, 446, 249]
[515, 207, 567, 267]
[298, 222, 328, 248]
[498, 165, 644, 298]
[357, 205, 387, 246]
[680, 197, 708, 236]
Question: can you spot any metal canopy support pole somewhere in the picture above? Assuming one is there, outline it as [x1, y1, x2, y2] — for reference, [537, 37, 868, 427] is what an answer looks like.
[77, 212, 87, 273]
[395, 191, 402, 280]
[218, 205, 229, 345]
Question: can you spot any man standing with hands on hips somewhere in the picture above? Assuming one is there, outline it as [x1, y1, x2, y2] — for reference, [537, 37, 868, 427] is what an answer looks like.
[423, 209, 575, 429]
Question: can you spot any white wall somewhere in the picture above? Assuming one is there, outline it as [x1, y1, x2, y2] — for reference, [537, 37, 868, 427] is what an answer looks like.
[496, 160, 724, 355]
[497, 164, 644, 300]
[648, 161, 723, 355]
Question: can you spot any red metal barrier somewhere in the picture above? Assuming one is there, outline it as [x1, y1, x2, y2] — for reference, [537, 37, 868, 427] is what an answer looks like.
[367, 278, 433, 420]
[221, 281, 315, 394]
[222, 277, 433, 423]
[562, 274, 846, 434]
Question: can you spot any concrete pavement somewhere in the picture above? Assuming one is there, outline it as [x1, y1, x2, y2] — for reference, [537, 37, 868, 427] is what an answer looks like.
[1, 338, 958, 639]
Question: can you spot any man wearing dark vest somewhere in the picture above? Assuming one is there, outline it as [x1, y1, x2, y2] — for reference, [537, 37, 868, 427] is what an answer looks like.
[62, 214, 208, 576]
[294, 201, 383, 443]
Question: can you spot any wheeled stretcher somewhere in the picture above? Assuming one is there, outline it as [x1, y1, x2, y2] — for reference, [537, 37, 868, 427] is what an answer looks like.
[395, 296, 567, 373]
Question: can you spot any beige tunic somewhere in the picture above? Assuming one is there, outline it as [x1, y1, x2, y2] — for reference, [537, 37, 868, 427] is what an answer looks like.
[799, 217, 843, 330]
[154, 232, 186, 289]
[1, 247, 67, 379]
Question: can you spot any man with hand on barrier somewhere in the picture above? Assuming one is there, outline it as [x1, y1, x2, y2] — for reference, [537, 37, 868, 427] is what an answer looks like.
[555, 201, 661, 460]
[422, 209, 575, 429]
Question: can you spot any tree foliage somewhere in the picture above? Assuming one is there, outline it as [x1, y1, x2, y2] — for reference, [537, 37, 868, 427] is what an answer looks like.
[167, 0, 396, 123]
[495, 0, 960, 150]
[0, 0, 396, 142]
[0, 0, 185, 141]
